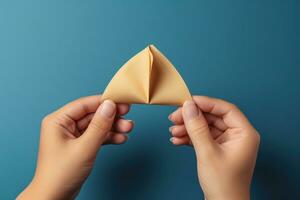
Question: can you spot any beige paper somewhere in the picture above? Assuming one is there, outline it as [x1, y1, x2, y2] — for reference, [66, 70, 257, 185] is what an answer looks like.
[102, 45, 192, 105]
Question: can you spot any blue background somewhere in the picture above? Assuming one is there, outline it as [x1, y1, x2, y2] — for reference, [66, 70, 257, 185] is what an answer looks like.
[0, 0, 299, 199]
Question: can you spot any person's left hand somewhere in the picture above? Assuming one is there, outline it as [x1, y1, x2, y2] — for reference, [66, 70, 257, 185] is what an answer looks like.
[17, 95, 133, 200]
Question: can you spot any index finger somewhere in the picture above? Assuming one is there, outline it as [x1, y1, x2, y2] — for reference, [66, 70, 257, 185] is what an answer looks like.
[55, 95, 130, 121]
[193, 96, 252, 129]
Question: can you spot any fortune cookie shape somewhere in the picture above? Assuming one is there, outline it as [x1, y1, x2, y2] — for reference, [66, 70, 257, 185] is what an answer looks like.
[102, 45, 192, 105]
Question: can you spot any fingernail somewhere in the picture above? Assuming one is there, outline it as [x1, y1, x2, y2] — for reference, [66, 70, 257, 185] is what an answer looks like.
[169, 137, 174, 143]
[124, 134, 129, 140]
[169, 126, 174, 133]
[99, 100, 116, 118]
[128, 120, 135, 125]
[183, 100, 198, 120]
[168, 114, 173, 121]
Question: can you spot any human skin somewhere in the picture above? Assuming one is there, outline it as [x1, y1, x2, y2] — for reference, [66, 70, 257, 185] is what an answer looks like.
[17, 95, 134, 200]
[169, 96, 260, 200]
[18, 95, 259, 200]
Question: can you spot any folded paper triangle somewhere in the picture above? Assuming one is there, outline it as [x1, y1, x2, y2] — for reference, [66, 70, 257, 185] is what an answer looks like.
[102, 45, 192, 105]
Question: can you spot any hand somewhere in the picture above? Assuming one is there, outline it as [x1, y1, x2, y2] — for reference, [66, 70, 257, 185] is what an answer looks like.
[169, 96, 260, 200]
[17, 95, 134, 200]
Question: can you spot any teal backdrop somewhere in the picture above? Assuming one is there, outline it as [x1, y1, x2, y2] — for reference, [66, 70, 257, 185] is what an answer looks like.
[0, 0, 299, 199]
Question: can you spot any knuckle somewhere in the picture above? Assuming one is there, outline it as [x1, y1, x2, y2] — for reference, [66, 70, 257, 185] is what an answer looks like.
[77, 96, 88, 102]
[253, 131, 261, 143]
[41, 114, 52, 126]
[213, 97, 227, 104]
[227, 102, 238, 110]
[245, 129, 261, 144]
[77, 96, 85, 101]
[216, 98, 239, 110]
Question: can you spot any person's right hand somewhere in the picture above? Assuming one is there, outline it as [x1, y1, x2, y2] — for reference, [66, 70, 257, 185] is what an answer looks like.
[169, 96, 260, 200]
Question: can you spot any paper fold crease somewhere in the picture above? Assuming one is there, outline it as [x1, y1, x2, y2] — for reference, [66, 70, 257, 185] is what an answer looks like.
[102, 45, 192, 105]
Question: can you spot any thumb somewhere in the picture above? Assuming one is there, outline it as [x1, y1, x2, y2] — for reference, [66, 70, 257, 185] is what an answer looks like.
[182, 100, 215, 157]
[79, 100, 116, 153]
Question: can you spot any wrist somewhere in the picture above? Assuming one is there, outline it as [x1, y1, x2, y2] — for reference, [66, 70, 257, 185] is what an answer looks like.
[17, 179, 54, 200]
[18, 177, 78, 200]
[205, 187, 250, 200]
